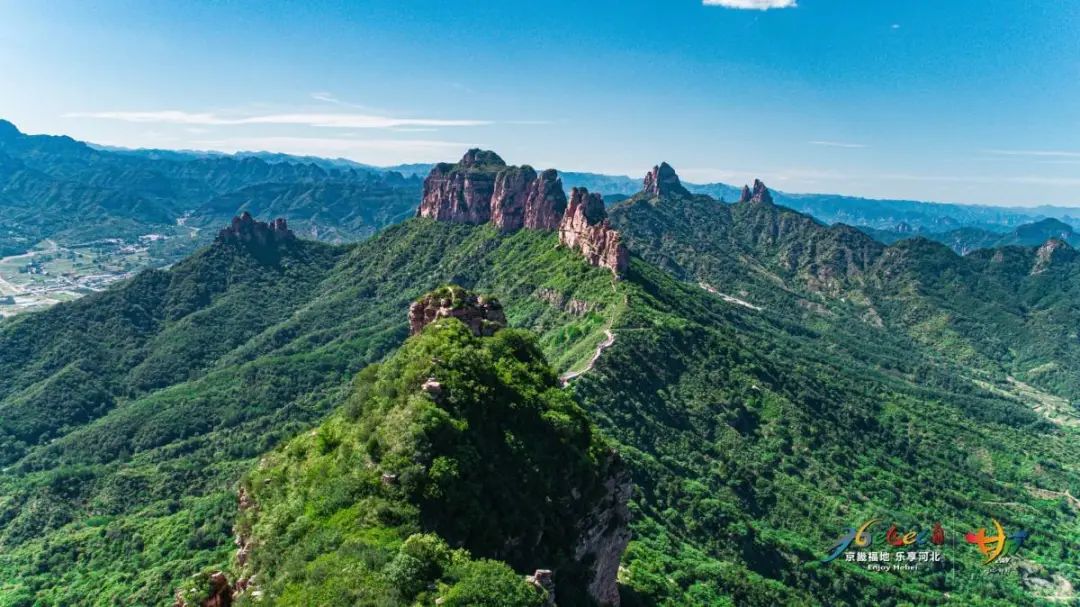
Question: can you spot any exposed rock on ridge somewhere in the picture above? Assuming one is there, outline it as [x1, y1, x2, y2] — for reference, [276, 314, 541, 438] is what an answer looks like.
[738, 179, 774, 205]
[408, 285, 507, 337]
[417, 150, 625, 274]
[1032, 238, 1076, 275]
[216, 212, 294, 246]
[642, 162, 690, 198]
[558, 188, 629, 276]
[524, 168, 568, 230]
[417, 150, 505, 225]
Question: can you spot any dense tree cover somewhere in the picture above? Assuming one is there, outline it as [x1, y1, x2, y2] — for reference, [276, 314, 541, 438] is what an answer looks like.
[608, 190, 1080, 399]
[861, 217, 1078, 254]
[232, 317, 615, 605]
[0, 219, 619, 605]
[0, 120, 421, 257]
[0, 198, 1077, 605]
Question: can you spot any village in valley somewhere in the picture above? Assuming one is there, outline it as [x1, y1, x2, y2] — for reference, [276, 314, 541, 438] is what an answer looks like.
[0, 233, 184, 318]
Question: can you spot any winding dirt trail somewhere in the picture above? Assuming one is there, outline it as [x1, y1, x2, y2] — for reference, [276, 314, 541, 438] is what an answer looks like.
[560, 329, 616, 386]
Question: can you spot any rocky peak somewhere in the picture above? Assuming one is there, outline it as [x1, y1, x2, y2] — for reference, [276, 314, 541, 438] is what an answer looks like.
[558, 188, 629, 276]
[458, 148, 506, 169]
[738, 179, 774, 204]
[418, 152, 628, 275]
[1031, 238, 1076, 275]
[642, 162, 690, 198]
[418, 151, 504, 225]
[408, 285, 507, 337]
[215, 212, 294, 246]
[524, 168, 568, 230]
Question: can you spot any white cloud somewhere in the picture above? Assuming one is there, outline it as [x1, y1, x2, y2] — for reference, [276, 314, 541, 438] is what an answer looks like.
[983, 149, 1080, 159]
[702, 0, 796, 9]
[809, 140, 868, 149]
[65, 110, 491, 129]
[189, 136, 476, 156]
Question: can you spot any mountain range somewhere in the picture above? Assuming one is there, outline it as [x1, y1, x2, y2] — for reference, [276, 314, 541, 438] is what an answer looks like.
[0, 144, 1077, 606]
[2, 119, 1078, 264]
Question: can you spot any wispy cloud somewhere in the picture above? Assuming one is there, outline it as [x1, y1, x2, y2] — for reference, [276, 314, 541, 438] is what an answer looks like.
[703, 0, 796, 9]
[65, 109, 491, 129]
[809, 140, 868, 149]
[983, 149, 1080, 159]
[310, 91, 372, 110]
[189, 136, 477, 157]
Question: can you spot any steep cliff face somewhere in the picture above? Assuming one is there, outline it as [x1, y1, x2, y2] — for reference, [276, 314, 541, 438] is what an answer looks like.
[524, 168, 568, 230]
[491, 166, 538, 231]
[417, 149, 505, 224]
[558, 188, 629, 276]
[418, 151, 627, 275]
[574, 452, 632, 607]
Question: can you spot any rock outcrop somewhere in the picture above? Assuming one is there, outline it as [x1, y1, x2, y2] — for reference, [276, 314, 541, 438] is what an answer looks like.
[491, 166, 538, 231]
[738, 179, 774, 205]
[1031, 238, 1076, 275]
[408, 285, 507, 337]
[574, 451, 632, 607]
[558, 188, 629, 275]
[417, 149, 505, 225]
[216, 212, 294, 245]
[417, 150, 625, 275]
[642, 162, 690, 198]
[173, 572, 233, 607]
[524, 169, 568, 229]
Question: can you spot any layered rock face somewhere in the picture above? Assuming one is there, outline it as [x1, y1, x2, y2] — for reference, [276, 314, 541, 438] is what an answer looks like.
[417, 149, 505, 225]
[216, 212, 294, 245]
[491, 166, 537, 231]
[738, 179, 774, 204]
[642, 162, 690, 198]
[558, 188, 629, 275]
[418, 150, 625, 274]
[524, 168, 568, 229]
[408, 285, 507, 337]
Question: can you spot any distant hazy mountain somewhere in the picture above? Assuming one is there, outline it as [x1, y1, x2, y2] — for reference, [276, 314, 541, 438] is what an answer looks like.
[0, 120, 421, 256]
[862, 217, 1077, 254]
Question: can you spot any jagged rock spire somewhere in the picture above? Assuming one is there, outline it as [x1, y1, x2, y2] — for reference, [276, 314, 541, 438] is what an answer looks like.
[558, 188, 629, 276]
[216, 212, 294, 245]
[738, 179, 773, 204]
[642, 162, 690, 197]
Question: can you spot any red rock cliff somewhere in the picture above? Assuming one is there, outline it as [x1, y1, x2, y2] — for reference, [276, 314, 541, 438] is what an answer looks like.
[417, 151, 626, 276]
[558, 188, 629, 276]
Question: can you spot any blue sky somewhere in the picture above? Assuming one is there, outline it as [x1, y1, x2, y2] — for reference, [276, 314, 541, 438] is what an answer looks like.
[1, 0, 1078, 206]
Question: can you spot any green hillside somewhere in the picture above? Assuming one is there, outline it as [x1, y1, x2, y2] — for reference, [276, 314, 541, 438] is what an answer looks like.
[0, 184, 1077, 606]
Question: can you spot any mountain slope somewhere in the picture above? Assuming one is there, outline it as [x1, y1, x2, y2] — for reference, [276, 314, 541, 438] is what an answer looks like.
[0, 120, 422, 258]
[0, 217, 623, 606]
[224, 297, 627, 606]
[1, 158, 1079, 606]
